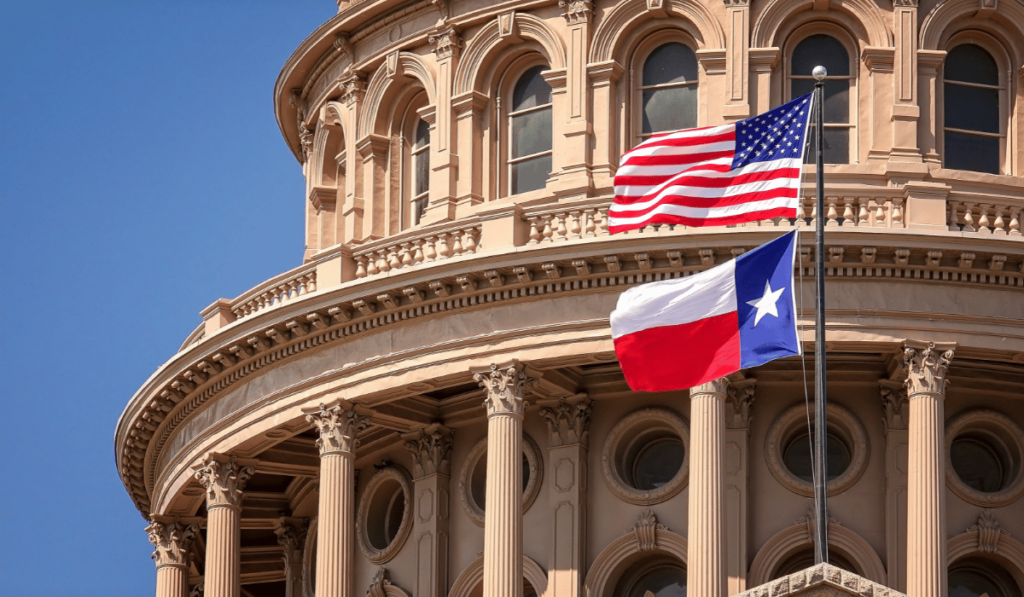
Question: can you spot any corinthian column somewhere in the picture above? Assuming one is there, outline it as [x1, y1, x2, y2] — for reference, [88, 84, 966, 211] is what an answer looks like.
[147, 518, 199, 597]
[688, 378, 729, 597]
[304, 400, 371, 597]
[473, 361, 538, 597]
[903, 341, 955, 597]
[193, 454, 256, 597]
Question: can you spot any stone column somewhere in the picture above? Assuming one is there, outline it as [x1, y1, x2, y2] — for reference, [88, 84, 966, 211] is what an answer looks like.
[147, 518, 200, 597]
[724, 380, 755, 596]
[538, 395, 592, 597]
[275, 518, 308, 597]
[402, 424, 454, 597]
[474, 362, 538, 597]
[881, 381, 909, 592]
[688, 378, 729, 597]
[193, 454, 256, 597]
[904, 341, 955, 597]
[304, 400, 371, 597]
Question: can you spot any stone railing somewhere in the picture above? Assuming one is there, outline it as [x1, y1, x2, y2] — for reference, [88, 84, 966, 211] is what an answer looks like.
[947, 200, 1022, 236]
[351, 223, 482, 279]
[229, 263, 318, 321]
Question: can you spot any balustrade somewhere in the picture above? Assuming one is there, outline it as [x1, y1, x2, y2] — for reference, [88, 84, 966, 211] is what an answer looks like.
[231, 270, 317, 321]
[352, 225, 482, 279]
[947, 200, 1022, 236]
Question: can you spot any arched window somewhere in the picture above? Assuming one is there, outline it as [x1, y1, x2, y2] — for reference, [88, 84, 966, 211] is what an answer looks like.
[615, 557, 687, 597]
[949, 558, 1021, 597]
[508, 65, 553, 195]
[638, 42, 698, 142]
[944, 44, 1001, 174]
[410, 118, 430, 225]
[790, 34, 853, 164]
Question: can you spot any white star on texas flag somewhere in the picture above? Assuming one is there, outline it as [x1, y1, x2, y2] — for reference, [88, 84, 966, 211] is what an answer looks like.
[746, 281, 785, 326]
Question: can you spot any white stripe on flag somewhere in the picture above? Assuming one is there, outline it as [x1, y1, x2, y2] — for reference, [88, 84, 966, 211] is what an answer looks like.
[607, 196, 797, 226]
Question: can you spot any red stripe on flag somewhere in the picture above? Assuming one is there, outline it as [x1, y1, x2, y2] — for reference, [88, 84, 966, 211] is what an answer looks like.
[612, 187, 799, 215]
[613, 168, 802, 203]
[613, 312, 741, 392]
[607, 206, 797, 234]
[623, 150, 735, 167]
[634, 131, 736, 148]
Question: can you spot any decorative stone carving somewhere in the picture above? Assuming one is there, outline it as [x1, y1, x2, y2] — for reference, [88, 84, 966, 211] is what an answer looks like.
[298, 124, 313, 162]
[357, 467, 414, 564]
[304, 400, 371, 456]
[967, 510, 1010, 553]
[146, 519, 199, 568]
[558, 0, 593, 23]
[602, 408, 691, 505]
[193, 454, 255, 508]
[538, 395, 593, 447]
[627, 509, 668, 551]
[367, 567, 394, 597]
[722, 0, 750, 5]
[274, 519, 308, 568]
[726, 381, 756, 429]
[333, 33, 351, 57]
[428, 27, 461, 59]
[474, 361, 537, 417]
[338, 73, 365, 107]
[402, 424, 453, 478]
[880, 384, 909, 430]
[189, 583, 204, 597]
[892, 0, 918, 6]
[903, 341, 955, 395]
[430, 0, 449, 23]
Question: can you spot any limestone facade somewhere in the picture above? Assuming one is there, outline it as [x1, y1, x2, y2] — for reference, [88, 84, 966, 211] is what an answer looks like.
[115, 0, 1024, 595]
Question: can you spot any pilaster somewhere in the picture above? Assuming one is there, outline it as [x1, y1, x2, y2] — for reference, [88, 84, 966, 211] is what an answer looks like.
[538, 395, 592, 597]
[338, 72, 368, 243]
[891, 0, 922, 162]
[586, 61, 624, 190]
[422, 28, 461, 225]
[192, 454, 256, 597]
[916, 51, 946, 165]
[903, 340, 955, 597]
[147, 518, 200, 597]
[724, 379, 755, 596]
[402, 424, 454, 597]
[748, 48, 780, 115]
[452, 91, 487, 211]
[275, 518, 308, 597]
[880, 381, 909, 592]
[688, 378, 729, 597]
[551, 0, 594, 197]
[723, 0, 751, 119]
[863, 47, 896, 163]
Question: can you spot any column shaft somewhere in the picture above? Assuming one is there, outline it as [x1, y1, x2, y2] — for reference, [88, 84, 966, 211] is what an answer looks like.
[155, 565, 190, 597]
[484, 413, 524, 597]
[317, 452, 355, 597]
[205, 506, 242, 597]
[688, 379, 728, 597]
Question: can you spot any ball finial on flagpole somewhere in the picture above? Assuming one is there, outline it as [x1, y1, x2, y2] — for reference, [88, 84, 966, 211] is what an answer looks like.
[812, 65, 827, 80]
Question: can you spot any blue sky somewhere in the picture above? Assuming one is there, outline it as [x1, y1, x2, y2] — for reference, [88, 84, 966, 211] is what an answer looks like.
[0, 2, 333, 595]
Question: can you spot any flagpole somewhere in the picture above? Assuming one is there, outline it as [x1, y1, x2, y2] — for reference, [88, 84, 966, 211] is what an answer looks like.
[812, 65, 829, 566]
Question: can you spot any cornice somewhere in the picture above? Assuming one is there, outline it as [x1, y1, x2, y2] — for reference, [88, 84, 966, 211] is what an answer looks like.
[116, 229, 1024, 516]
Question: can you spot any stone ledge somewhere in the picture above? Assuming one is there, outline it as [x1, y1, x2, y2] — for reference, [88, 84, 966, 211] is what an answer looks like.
[733, 564, 905, 597]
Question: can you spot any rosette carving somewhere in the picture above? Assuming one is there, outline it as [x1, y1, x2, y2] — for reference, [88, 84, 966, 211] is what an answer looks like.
[193, 454, 255, 508]
[474, 361, 538, 417]
[402, 424, 453, 478]
[903, 341, 956, 396]
[539, 395, 592, 447]
[146, 519, 198, 568]
[304, 400, 371, 456]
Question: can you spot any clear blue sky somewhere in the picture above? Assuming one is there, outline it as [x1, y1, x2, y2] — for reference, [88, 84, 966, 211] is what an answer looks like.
[0, 2, 334, 595]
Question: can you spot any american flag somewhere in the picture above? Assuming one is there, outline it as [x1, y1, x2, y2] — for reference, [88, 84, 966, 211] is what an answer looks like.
[609, 93, 814, 234]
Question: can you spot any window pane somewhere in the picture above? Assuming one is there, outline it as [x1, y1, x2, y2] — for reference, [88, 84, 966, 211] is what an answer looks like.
[512, 65, 552, 111]
[944, 83, 999, 134]
[792, 34, 850, 77]
[414, 118, 429, 149]
[511, 154, 551, 194]
[413, 196, 427, 225]
[823, 128, 849, 164]
[631, 438, 685, 490]
[945, 44, 998, 86]
[643, 42, 697, 86]
[782, 432, 851, 482]
[414, 150, 429, 196]
[945, 131, 999, 174]
[791, 79, 849, 124]
[642, 85, 697, 134]
[950, 437, 1006, 492]
[627, 566, 687, 597]
[512, 107, 552, 158]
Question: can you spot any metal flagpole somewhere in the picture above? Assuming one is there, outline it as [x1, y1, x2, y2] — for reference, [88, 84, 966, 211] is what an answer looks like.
[812, 65, 829, 565]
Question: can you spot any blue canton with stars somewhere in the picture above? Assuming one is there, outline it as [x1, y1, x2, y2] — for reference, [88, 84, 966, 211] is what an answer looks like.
[731, 93, 813, 169]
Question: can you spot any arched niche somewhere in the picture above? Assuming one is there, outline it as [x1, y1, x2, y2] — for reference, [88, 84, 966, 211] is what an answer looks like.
[448, 555, 547, 597]
[453, 12, 566, 97]
[919, 0, 1024, 60]
[357, 52, 437, 140]
[589, 0, 725, 63]
[583, 517, 689, 597]
[312, 102, 347, 188]
[747, 519, 886, 586]
[751, 0, 891, 50]
[948, 520, 1024, 594]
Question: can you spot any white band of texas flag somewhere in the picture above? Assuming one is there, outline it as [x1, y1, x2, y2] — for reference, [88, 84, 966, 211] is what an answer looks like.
[610, 231, 801, 392]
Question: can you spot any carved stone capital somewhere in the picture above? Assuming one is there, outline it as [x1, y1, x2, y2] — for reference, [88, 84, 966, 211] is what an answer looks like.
[473, 361, 538, 417]
[691, 377, 730, 397]
[903, 341, 956, 396]
[723, 0, 750, 6]
[402, 423, 454, 478]
[880, 383, 909, 430]
[303, 400, 372, 457]
[558, 0, 593, 23]
[338, 73, 366, 107]
[146, 519, 198, 568]
[367, 567, 394, 597]
[627, 509, 668, 551]
[892, 0, 918, 6]
[274, 518, 308, 568]
[298, 124, 314, 163]
[428, 27, 461, 59]
[192, 454, 256, 508]
[726, 380, 756, 429]
[538, 395, 593, 447]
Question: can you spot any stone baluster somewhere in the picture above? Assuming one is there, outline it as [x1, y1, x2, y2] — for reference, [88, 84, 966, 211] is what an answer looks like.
[463, 228, 478, 254]
[538, 395, 592, 597]
[147, 518, 200, 597]
[437, 234, 452, 259]
[948, 201, 960, 232]
[688, 378, 729, 597]
[275, 518, 308, 597]
[387, 248, 401, 270]
[473, 362, 539, 597]
[303, 400, 372, 597]
[1009, 207, 1021, 236]
[809, 199, 817, 228]
[796, 199, 807, 226]
[892, 199, 904, 228]
[528, 218, 543, 244]
[424, 236, 438, 261]
[402, 424, 454, 597]
[555, 213, 569, 241]
[962, 203, 975, 232]
[904, 341, 956, 597]
[542, 216, 555, 242]
[400, 243, 413, 266]
[826, 196, 839, 226]
[978, 204, 991, 234]
[858, 197, 870, 227]
[413, 240, 426, 263]
[842, 198, 855, 226]
[881, 382, 909, 592]
[876, 199, 887, 227]
[451, 231, 464, 256]
[193, 454, 256, 597]
[355, 256, 368, 278]
[992, 207, 1005, 235]
[569, 211, 583, 239]
[584, 209, 597, 237]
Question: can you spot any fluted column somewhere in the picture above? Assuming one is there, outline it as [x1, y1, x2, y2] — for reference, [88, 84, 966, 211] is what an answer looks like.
[193, 454, 256, 597]
[304, 400, 371, 597]
[275, 518, 308, 597]
[904, 341, 955, 597]
[147, 518, 200, 597]
[474, 362, 538, 597]
[688, 378, 729, 597]
[403, 424, 454, 597]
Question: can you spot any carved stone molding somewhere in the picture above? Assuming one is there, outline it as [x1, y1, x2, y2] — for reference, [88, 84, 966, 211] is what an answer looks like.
[338, 73, 366, 107]
[558, 0, 593, 23]
[303, 400, 371, 456]
[146, 519, 198, 568]
[691, 377, 730, 396]
[945, 409, 1024, 508]
[473, 361, 538, 417]
[458, 434, 543, 527]
[189, 583, 204, 597]
[880, 383, 909, 430]
[627, 509, 668, 551]
[538, 394, 593, 447]
[192, 454, 256, 508]
[726, 380, 756, 429]
[903, 340, 955, 396]
[367, 567, 394, 597]
[892, 0, 918, 6]
[402, 423, 453, 478]
[298, 124, 314, 163]
[428, 27, 461, 59]
[722, 0, 750, 7]
[601, 408, 690, 505]
[357, 467, 414, 564]
[967, 510, 1011, 553]
[274, 518, 308, 569]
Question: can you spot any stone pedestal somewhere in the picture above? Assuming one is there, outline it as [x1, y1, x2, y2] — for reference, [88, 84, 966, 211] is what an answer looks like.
[147, 518, 200, 597]
[688, 378, 729, 597]
[193, 455, 256, 597]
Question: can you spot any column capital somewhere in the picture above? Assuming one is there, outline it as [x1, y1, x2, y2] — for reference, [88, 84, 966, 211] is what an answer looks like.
[538, 394, 593, 447]
[303, 399, 372, 457]
[726, 379, 756, 429]
[559, 0, 593, 23]
[192, 454, 256, 508]
[903, 340, 956, 396]
[880, 382, 909, 430]
[428, 27, 461, 59]
[338, 72, 366, 107]
[473, 360, 538, 417]
[146, 519, 199, 569]
[402, 423, 454, 478]
[690, 377, 730, 397]
[274, 517, 308, 569]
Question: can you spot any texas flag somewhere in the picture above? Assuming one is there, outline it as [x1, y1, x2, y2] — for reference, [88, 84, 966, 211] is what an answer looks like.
[610, 231, 801, 392]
